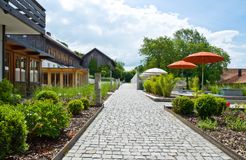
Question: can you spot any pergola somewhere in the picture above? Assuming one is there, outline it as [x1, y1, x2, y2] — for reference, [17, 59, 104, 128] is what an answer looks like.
[42, 68, 88, 87]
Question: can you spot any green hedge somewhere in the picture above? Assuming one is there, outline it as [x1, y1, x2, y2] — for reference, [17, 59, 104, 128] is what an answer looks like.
[172, 96, 194, 115]
[35, 90, 59, 103]
[81, 97, 90, 110]
[68, 99, 84, 115]
[0, 105, 28, 158]
[18, 100, 70, 138]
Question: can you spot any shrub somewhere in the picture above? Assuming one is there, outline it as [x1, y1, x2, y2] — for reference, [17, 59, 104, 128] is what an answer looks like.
[172, 96, 194, 115]
[197, 118, 218, 130]
[195, 94, 217, 119]
[19, 100, 70, 138]
[215, 97, 226, 116]
[36, 90, 59, 103]
[68, 99, 84, 115]
[153, 79, 163, 96]
[209, 85, 220, 94]
[81, 97, 90, 110]
[0, 79, 21, 104]
[190, 76, 200, 92]
[159, 74, 179, 97]
[143, 80, 152, 93]
[0, 105, 28, 158]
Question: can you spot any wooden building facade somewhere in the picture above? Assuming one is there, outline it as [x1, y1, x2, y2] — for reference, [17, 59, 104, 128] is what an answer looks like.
[81, 48, 116, 70]
[5, 34, 89, 94]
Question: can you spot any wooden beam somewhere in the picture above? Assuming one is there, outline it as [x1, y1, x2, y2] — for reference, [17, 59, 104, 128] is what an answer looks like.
[9, 45, 26, 50]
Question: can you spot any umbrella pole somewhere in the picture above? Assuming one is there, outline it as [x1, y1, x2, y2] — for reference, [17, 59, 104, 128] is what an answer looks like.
[202, 64, 204, 90]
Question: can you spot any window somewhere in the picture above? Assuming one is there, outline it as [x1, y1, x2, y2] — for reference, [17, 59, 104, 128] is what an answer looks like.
[30, 59, 40, 83]
[51, 73, 60, 86]
[15, 56, 26, 82]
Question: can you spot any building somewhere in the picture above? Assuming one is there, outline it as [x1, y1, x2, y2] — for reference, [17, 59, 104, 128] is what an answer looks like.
[220, 68, 246, 84]
[81, 48, 116, 70]
[0, 0, 88, 96]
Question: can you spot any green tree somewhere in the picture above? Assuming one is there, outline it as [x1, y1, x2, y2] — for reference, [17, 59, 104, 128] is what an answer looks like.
[139, 28, 230, 85]
[112, 61, 125, 80]
[124, 70, 136, 82]
[74, 51, 84, 58]
[139, 36, 176, 70]
[88, 58, 98, 76]
[99, 65, 111, 77]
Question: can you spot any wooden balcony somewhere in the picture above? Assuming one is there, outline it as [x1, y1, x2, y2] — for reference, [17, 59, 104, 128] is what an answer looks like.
[0, 0, 46, 34]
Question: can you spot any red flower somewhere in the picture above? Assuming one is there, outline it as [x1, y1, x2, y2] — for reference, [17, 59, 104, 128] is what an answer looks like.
[226, 102, 230, 107]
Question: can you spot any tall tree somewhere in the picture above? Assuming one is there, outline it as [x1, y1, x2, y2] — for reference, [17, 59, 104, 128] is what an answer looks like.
[139, 28, 230, 84]
[139, 36, 176, 71]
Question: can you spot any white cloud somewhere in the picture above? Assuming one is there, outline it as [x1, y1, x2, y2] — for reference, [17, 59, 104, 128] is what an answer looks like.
[44, 0, 245, 69]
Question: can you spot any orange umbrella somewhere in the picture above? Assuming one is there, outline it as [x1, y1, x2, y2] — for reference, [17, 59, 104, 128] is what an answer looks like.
[168, 60, 197, 69]
[183, 52, 224, 64]
[183, 52, 224, 89]
[168, 60, 197, 89]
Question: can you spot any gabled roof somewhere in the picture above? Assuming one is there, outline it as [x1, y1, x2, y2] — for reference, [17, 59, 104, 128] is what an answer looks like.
[220, 68, 246, 84]
[44, 33, 82, 60]
[82, 48, 116, 66]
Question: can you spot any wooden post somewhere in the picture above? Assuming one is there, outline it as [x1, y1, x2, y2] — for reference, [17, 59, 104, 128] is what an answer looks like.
[95, 73, 101, 106]
[110, 70, 113, 91]
[60, 73, 63, 88]
[47, 72, 51, 86]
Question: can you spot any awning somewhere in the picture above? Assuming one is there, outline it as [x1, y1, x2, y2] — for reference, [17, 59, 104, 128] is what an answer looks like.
[6, 36, 54, 60]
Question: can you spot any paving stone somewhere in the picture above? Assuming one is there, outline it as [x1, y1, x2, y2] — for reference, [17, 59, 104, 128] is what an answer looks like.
[63, 84, 232, 160]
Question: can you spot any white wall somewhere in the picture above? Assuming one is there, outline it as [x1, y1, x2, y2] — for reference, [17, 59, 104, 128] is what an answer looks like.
[42, 60, 68, 68]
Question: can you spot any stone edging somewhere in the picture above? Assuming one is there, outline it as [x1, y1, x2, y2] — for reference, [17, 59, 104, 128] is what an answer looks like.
[165, 108, 245, 160]
[145, 92, 174, 102]
[52, 106, 104, 160]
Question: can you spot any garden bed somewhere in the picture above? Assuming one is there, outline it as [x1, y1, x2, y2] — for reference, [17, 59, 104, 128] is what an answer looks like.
[165, 108, 246, 159]
[5, 107, 101, 160]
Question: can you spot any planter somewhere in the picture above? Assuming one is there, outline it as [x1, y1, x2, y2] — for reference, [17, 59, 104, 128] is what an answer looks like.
[221, 88, 243, 96]
[165, 108, 245, 160]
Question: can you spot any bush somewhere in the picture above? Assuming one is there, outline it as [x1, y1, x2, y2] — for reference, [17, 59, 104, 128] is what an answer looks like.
[172, 96, 194, 115]
[36, 90, 59, 103]
[159, 74, 178, 97]
[0, 105, 28, 158]
[195, 94, 217, 119]
[81, 97, 90, 110]
[215, 97, 226, 116]
[153, 78, 163, 96]
[19, 100, 70, 138]
[143, 80, 152, 93]
[0, 79, 21, 104]
[190, 76, 200, 92]
[197, 118, 218, 130]
[209, 85, 220, 94]
[68, 99, 84, 115]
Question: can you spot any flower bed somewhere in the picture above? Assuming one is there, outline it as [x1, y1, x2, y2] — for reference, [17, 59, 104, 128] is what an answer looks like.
[170, 94, 246, 159]
[5, 107, 100, 160]
[1, 81, 115, 159]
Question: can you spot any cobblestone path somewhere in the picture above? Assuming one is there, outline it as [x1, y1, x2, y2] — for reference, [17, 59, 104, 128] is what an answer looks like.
[63, 84, 231, 160]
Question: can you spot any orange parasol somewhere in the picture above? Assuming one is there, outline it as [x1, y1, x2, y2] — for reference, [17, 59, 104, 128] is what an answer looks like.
[168, 60, 197, 89]
[168, 60, 197, 69]
[183, 52, 224, 64]
[183, 52, 224, 89]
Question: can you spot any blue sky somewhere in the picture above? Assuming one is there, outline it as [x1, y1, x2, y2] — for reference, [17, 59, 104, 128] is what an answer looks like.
[40, 0, 246, 70]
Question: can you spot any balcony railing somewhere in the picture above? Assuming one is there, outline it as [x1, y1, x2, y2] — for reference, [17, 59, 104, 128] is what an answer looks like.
[0, 0, 46, 34]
